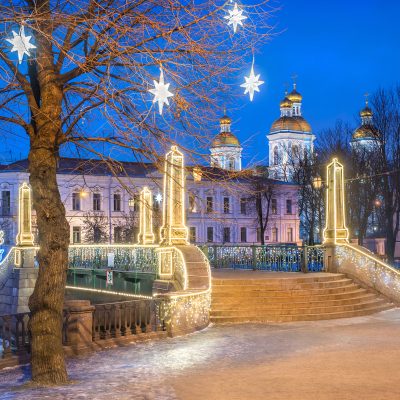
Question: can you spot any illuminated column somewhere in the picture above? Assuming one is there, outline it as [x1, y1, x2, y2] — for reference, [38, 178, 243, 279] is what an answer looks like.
[160, 146, 189, 246]
[137, 186, 155, 245]
[323, 158, 349, 244]
[16, 182, 34, 246]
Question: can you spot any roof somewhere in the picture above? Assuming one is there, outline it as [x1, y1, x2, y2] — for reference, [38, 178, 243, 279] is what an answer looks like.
[211, 131, 240, 147]
[0, 157, 159, 178]
[270, 116, 312, 134]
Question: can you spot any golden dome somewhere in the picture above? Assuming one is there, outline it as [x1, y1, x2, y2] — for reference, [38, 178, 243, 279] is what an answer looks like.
[353, 125, 379, 140]
[360, 106, 373, 118]
[280, 97, 292, 108]
[270, 116, 311, 133]
[220, 115, 232, 125]
[212, 132, 240, 147]
[287, 89, 302, 103]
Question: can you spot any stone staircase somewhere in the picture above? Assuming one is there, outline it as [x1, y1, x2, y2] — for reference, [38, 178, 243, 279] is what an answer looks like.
[211, 272, 393, 323]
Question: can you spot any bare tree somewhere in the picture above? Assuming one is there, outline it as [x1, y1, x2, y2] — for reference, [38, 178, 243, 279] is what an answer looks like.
[82, 212, 109, 243]
[0, 1, 271, 382]
[248, 172, 274, 245]
[372, 87, 400, 263]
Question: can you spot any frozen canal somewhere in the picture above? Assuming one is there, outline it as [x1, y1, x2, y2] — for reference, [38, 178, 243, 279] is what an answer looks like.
[1, 309, 400, 400]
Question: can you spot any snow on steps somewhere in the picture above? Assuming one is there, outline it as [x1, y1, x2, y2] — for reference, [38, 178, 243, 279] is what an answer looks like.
[210, 272, 393, 323]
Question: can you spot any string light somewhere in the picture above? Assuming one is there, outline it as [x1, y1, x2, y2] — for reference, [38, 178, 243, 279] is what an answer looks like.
[137, 186, 155, 245]
[16, 182, 34, 246]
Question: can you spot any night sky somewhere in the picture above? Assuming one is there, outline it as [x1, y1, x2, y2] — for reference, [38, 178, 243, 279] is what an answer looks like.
[0, 0, 399, 165]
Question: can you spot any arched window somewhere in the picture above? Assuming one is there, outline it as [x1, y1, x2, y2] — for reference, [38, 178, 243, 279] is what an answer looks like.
[273, 146, 279, 165]
[228, 157, 235, 170]
[292, 144, 299, 158]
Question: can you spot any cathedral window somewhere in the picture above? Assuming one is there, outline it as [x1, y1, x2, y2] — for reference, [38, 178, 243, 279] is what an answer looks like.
[228, 157, 235, 170]
[273, 146, 279, 165]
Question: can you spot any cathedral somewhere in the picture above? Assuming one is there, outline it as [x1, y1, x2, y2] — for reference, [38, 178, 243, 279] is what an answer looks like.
[267, 84, 315, 181]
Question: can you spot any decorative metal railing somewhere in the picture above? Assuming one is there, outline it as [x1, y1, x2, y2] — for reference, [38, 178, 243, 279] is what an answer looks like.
[201, 245, 325, 272]
[92, 299, 163, 340]
[0, 299, 163, 360]
[0, 247, 15, 288]
[68, 245, 158, 273]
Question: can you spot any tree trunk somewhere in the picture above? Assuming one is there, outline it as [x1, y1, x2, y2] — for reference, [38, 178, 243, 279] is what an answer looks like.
[28, 144, 70, 384]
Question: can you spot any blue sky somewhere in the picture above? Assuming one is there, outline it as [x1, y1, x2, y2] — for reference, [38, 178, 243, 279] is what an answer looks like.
[235, 0, 400, 165]
[0, 0, 399, 165]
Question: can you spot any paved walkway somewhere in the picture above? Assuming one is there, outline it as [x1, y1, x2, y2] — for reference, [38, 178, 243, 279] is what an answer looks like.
[1, 309, 400, 399]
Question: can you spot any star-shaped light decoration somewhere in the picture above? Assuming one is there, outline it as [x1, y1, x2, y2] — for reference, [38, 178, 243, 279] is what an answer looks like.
[155, 193, 163, 203]
[240, 61, 264, 101]
[224, 2, 247, 34]
[6, 25, 36, 64]
[148, 66, 173, 115]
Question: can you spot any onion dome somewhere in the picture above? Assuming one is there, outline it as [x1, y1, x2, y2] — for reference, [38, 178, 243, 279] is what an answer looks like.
[360, 105, 373, 118]
[280, 97, 292, 109]
[270, 116, 311, 134]
[287, 88, 302, 103]
[353, 125, 379, 140]
[219, 115, 232, 125]
[212, 132, 240, 147]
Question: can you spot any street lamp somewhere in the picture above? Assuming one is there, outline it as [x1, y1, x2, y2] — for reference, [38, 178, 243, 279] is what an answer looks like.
[312, 176, 323, 189]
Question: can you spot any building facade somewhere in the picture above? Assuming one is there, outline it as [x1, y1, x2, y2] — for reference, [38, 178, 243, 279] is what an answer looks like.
[0, 116, 300, 246]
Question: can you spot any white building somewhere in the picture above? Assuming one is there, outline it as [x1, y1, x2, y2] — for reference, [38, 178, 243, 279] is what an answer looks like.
[267, 84, 315, 181]
[0, 115, 300, 246]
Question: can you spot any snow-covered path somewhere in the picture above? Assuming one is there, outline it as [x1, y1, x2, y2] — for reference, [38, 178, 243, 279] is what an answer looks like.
[1, 309, 400, 400]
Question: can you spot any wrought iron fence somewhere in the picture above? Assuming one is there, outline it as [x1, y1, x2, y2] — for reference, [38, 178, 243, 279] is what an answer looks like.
[201, 245, 325, 272]
[68, 245, 158, 273]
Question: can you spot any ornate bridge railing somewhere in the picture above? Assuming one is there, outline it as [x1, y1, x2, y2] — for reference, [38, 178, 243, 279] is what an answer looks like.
[201, 245, 325, 272]
[92, 299, 163, 340]
[0, 298, 164, 363]
[68, 245, 158, 273]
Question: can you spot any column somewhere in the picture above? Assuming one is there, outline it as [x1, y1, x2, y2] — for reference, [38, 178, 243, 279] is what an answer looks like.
[323, 158, 349, 244]
[16, 182, 34, 246]
[160, 146, 188, 246]
[137, 186, 155, 245]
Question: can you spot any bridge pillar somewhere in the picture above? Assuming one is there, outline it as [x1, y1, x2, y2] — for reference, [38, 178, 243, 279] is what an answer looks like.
[16, 182, 34, 247]
[137, 186, 155, 245]
[160, 146, 188, 246]
[323, 158, 349, 244]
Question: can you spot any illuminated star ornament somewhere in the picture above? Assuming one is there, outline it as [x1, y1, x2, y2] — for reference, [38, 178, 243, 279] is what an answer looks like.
[225, 2, 247, 34]
[241, 60, 264, 101]
[149, 66, 173, 115]
[155, 193, 163, 203]
[6, 25, 36, 64]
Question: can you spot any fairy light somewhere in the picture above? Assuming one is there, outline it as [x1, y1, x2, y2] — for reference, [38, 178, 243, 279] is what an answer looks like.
[160, 146, 189, 246]
[65, 285, 153, 300]
[323, 158, 349, 244]
[16, 182, 34, 246]
[137, 186, 155, 245]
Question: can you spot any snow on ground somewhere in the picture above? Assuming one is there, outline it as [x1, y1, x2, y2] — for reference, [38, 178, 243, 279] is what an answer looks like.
[1, 310, 400, 399]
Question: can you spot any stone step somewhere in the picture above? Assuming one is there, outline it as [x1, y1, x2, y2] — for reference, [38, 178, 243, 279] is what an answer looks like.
[210, 298, 387, 317]
[212, 278, 355, 290]
[211, 293, 377, 309]
[211, 288, 372, 303]
[210, 304, 393, 323]
[211, 284, 362, 297]
[212, 274, 346, 285]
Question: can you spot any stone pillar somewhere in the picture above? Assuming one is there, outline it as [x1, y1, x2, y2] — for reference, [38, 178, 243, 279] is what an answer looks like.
[160, 146, 188, 246]
[323, 158, 349, 244]
[137, 186, 155, 245]
[16, 182, 34, 246]
[64, 300, 95, 350]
